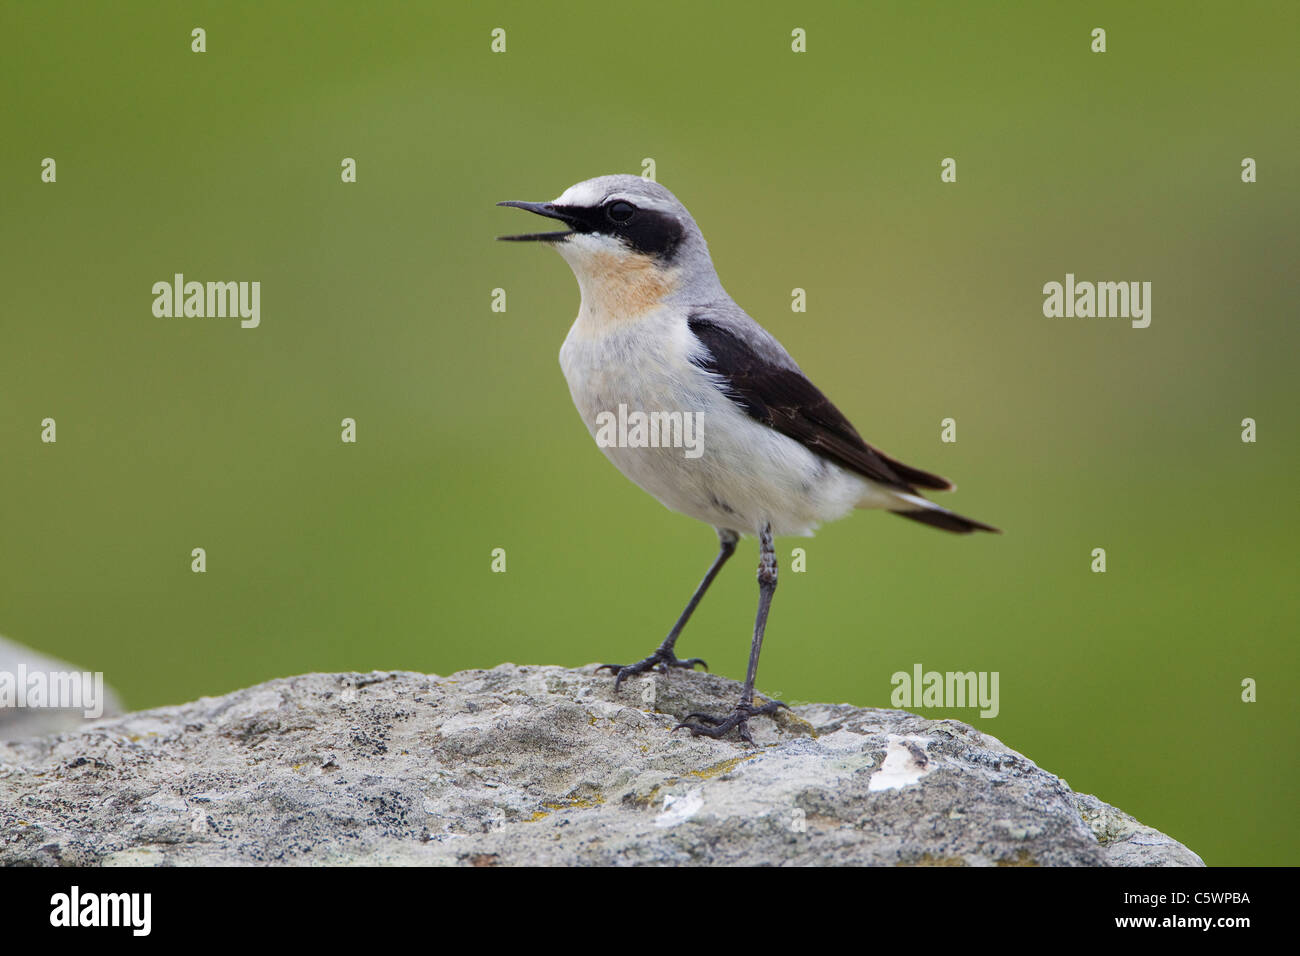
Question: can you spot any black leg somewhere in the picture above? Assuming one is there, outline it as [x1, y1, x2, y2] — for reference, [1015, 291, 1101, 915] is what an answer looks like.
[598, 528, 739, 690]
[675, 523, 787, 743]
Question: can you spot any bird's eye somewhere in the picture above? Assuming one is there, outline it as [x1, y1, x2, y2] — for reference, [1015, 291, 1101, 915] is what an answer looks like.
[605, 200, 636, 223]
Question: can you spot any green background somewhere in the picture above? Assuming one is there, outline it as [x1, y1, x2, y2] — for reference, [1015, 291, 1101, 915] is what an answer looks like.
[2, 1, 1296, 865]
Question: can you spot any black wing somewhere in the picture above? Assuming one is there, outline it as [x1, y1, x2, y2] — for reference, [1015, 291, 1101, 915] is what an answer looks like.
[687, 314, 952, 493]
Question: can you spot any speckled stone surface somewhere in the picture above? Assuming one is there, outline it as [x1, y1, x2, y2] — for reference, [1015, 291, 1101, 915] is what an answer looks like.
[0, 663, 1203, 866]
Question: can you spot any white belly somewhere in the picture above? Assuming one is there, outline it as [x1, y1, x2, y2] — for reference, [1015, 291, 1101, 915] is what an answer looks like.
[558, 310, 875, 537]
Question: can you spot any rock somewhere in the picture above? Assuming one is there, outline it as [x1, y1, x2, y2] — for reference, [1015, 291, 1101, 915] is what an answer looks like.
[0, 634, 124, 742]
[0, 663, 1202, 866]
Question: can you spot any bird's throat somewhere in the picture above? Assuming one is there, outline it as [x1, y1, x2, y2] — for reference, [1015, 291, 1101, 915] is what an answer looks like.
[563, 248, 679, 334]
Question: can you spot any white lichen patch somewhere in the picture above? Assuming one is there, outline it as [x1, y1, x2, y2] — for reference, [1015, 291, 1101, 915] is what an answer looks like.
[655, 788, 703, 827]
[868, 734, 934, 792]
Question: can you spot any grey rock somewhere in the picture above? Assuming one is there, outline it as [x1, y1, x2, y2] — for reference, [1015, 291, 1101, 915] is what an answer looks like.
[0, 663, 1202, 866]
[0, 634, 123, 742]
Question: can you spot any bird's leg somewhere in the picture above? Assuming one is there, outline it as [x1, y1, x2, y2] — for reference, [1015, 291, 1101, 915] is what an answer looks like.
[599, 529, 738, 691]
[675, 523, 788, 743]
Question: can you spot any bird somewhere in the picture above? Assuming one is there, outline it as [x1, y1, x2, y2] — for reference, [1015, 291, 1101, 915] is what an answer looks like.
[498, 174, 998, 742]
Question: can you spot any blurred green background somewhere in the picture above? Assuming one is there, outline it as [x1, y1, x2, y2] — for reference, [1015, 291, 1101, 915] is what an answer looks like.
[2, 1, 1296, 865]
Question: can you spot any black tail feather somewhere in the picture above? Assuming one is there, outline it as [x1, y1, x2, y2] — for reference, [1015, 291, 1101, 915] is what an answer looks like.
[892, 508, 1001, 534]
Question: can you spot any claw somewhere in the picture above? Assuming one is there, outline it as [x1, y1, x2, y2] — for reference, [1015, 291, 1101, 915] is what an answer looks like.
[598, 650, 708, 692]
[673, 699, 788, 742]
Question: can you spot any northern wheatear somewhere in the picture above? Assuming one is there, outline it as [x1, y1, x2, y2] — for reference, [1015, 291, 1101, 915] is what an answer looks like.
[499, 175, 998, 742]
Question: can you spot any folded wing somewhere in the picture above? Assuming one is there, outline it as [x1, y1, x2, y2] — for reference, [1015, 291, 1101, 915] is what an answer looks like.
[687, 313, 952, 494]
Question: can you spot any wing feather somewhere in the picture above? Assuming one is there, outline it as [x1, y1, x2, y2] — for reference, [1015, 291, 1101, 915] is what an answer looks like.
[687, 314, 952, 493]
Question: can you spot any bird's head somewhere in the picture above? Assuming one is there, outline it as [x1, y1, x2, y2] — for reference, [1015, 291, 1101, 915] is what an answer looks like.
[497, 175, 722, 316]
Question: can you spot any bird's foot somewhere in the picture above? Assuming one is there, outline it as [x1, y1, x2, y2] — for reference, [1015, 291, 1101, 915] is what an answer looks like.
[596, 648, 708, 691]
[674, 698, 789, 744]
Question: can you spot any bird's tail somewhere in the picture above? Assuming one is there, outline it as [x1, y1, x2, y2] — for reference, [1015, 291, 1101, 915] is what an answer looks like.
[885, 491, 1001, 535]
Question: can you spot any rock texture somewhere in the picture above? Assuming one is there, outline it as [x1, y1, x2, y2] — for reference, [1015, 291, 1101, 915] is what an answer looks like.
[0, 664, 1202, 866]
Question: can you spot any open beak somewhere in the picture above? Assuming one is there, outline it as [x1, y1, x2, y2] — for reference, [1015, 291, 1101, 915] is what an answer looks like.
[496, 201, 581, 242]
